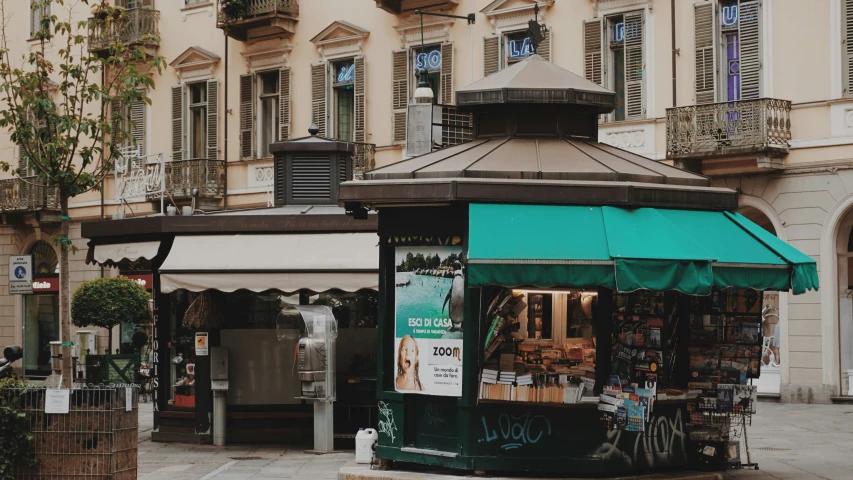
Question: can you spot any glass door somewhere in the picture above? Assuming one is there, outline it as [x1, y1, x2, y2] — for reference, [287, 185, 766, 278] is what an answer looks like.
[23, 293, 59, 378]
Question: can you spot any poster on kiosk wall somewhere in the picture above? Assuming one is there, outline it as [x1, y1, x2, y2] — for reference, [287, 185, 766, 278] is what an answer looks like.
[394, 246, 464, 396]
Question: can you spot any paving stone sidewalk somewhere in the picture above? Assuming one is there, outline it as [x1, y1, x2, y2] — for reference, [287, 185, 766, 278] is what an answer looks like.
[136, 401, 853, 480]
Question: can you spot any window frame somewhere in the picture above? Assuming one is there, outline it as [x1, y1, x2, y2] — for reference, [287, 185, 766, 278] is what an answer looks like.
[330, 59, 356, 142]
[187, 82, 208, 160]
[410, 44, 443, 105]
[256, 70, 280, 159]
[503, 30, 535, 68]
[29, 0, 50, 39]
[600, 9, 645, 123]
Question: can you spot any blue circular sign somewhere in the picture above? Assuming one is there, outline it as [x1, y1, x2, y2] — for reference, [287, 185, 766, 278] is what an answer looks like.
[14, 266, 26, 279]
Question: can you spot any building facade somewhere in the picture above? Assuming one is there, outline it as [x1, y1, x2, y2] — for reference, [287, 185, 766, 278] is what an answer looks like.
[0, 0, 850, 402]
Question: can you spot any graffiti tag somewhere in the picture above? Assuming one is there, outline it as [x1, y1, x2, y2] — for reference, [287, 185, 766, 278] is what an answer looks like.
[424, 401, 446, 428]
[378, 401, 398, 444]
[478, 413, 552, 450]
[594, 409, 686, 468]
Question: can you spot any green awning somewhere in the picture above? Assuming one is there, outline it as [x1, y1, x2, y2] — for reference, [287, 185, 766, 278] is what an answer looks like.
[467, 204, 819, 295]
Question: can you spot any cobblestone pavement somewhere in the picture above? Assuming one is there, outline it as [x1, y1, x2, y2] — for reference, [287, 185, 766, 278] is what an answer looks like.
[137, 401, 853, 480]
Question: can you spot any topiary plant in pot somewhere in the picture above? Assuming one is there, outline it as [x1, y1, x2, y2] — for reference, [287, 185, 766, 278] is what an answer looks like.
[72, 277, 151, 354]
[221, 0, 249, 19]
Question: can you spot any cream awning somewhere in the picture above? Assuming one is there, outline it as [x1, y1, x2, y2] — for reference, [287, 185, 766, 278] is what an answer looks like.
[93, 241, 161, 266]
[159, 234, 379, 293]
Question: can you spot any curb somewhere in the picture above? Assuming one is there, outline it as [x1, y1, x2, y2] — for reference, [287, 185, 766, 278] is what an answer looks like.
[339, 466, 724, 480]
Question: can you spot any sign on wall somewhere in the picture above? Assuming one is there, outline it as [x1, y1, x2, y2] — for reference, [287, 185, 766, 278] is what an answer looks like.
[9, 255, 32, 294]
[114, 149, 164, 201]
[394, 246, 464, 397]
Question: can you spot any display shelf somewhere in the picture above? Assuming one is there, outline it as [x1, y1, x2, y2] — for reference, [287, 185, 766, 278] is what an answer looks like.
[478, 398, 598, 409]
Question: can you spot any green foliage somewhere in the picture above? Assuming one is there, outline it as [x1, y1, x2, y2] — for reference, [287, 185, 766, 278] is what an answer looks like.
[0, 0, 165, 210]
[221, 0, 249, 18]
[0, 378, 36, 479]
[71, 277, 150, 332]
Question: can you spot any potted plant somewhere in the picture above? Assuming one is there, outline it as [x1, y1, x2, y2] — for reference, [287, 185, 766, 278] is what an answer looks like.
[220, 0, 249, 19]
[72, 277, 150, 384]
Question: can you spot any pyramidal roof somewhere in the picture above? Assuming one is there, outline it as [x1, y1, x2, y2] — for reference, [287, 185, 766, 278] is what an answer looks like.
[456, 55, 616, 112]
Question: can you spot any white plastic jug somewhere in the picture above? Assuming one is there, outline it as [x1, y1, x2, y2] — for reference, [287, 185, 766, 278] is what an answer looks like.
[355, 428, 378, 464]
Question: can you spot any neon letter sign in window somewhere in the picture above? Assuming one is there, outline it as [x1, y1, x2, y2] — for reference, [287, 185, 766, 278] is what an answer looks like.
[336, 63, 355, 85]
[614, 20, 640, 43]
[721, 5, 738, 27]
[415, 49, 442, 72]
[508, 37, 534, 60]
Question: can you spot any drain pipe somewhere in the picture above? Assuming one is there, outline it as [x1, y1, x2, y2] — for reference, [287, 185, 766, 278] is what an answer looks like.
[671, 0, 677, 107]
[223, 32, 229, 211]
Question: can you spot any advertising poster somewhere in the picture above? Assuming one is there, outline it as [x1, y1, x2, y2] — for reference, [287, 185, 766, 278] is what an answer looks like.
[394, 247, 464, 396]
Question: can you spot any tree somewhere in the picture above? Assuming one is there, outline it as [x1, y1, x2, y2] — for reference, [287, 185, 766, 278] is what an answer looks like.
[71, 277, 151, 354]
[0, 0, 163, 386]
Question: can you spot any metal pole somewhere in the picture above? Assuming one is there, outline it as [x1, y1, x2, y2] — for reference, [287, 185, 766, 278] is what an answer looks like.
[213, 391, 226, 446]
[671, 0, 677, 107]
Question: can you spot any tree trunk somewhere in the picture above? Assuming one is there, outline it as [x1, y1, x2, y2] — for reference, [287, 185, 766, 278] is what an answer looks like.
[59, 193, 72, 388]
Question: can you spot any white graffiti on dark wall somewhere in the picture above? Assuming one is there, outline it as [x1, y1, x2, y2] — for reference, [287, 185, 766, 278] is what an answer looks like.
[378, 401, 398, 444]
[594, 409, 686, 467]
[478, 413, 552, 451]
[424, 401, 446, 428]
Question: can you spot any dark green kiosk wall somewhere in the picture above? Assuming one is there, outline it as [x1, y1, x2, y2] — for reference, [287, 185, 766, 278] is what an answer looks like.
[375, 206, 688, 475]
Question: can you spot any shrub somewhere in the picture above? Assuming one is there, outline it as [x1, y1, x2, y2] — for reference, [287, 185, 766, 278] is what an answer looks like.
[0, 378, 36, 479]
[71, 277, 150, 353]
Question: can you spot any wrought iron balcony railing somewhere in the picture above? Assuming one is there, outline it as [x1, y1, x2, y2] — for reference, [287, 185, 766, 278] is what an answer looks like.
[352, 143, 376, 179]
[164, 159, 225, 199]
[0, 177, 59, 212]
[217, 0, 298, 24]
[666, 98, 792, 160]
[88, 7, 160, 53]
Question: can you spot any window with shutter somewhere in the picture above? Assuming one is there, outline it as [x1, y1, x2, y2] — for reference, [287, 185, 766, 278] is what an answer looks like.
[30, 0, 49, 38]
[130, 97, 146, 156]
[738, 1, 760, 100]
[331, 59, 356, 142]
[354, 57, 366, 144]
[484, 36, 499, 77]
[206, 79, 218, 160]
[440, 43, 453, 104]
[280, 67, 291, 141]
[256, 71, 279, 158]
[289, 155, 332, 203]
[623, 11, 644, 119]
[17, 142, 33, 177]
[538, 27, 552, 62]
[845, 0, 853, 96]
[391, 50, 408, 144]
[171, 85, 184, 161]
[239, 74, 253, 160]
[583, 19, 603, 86]
[694, 2, 716, 104]
[311, 63, 328, 137]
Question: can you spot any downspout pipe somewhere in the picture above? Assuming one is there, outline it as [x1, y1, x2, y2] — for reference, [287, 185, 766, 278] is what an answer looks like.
[671, 0, 677, 107]
[223, 32, 229, 211]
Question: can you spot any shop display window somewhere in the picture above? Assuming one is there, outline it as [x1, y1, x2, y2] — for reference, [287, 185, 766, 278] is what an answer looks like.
[169, 290, 199, 408]
[23, 294, 59, 377]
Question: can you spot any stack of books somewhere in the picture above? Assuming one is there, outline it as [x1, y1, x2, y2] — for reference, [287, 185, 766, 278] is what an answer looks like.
[481, 361, 499, 384]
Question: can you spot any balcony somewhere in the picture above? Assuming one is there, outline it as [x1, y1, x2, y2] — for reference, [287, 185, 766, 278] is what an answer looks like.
[164, 159, 225, 208]
[87, 7, 160, 56]
[216, 0, 298, 42]
[374, 0, 459, 15]
[666, 98, 792, 172]
[352, 143, 376, 180]
[0, 177, 59, 215]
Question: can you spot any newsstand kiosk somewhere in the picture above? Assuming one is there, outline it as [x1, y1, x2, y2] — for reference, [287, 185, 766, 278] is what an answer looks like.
[339, 55, 818, 475]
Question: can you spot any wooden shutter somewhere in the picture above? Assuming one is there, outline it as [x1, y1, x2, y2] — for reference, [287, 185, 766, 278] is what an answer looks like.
[311, 63, 327, 137]
[354, 57, 366, 143]
[110, 99, 123, 147]
[391, 50, 408, 144]
[484, 36, 499, 77]
[338, 154, 349, 185]
[738, 0, 761, 100]
[624, 11, 644, 119]
[280, 67, 291, 141]
[845, 0, 853, 95]
[17, 142, 30, 176]
[538, 27, 552, 62]
[290, 155, 332, 202]
[130, 97, 145, 155]
[583, 19, 603, 85]
[171, 85, 183, 161]
[206, 79, 218, 160]
[440, 42, 453, 104]
[694, 2, 716, 104]
[239, 74, 253, 159]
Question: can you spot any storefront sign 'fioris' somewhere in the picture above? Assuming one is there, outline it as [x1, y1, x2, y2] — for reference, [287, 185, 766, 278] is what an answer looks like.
[114, 150, 165, 201]
[394, 246, 464, 397]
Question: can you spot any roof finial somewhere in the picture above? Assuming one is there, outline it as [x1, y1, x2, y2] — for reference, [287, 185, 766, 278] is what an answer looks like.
[308, 121, 319, 136]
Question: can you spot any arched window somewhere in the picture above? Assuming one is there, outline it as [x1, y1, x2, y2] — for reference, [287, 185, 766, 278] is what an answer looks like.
[30, 241, 58, 277]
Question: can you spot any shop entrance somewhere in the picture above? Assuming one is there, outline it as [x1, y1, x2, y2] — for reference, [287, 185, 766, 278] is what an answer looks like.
[837, 215, 853, 395]
[22, 240, 60, 378]
[738, 204, 784, 395]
